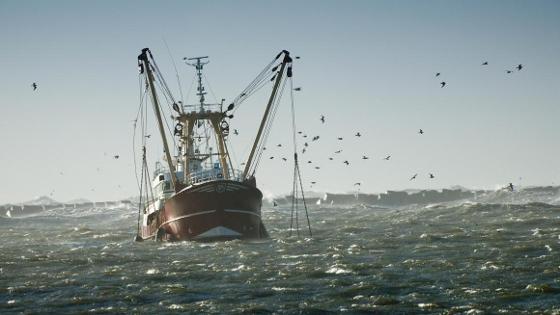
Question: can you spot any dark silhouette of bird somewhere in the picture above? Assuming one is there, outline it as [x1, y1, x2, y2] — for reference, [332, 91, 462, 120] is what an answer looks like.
[145, 134, 152, 138]
[307, 160, 312, 164]
[320, 115, 325, 123]
[355, 132, 361, 137]
[277, 144, 282, 147]
[362, 156, 369, 160]
[304, 142, 308, 147]
[311, 181, 316, 185]
[113, 155, 120, 159]
[435, 72, 440, 77]
[506, 70, 513, 74]
[329, 157, 333, 160]
[335, 150, 342, 154]
[440, 81, 446, 88]
[298, 131, 303, 134]
[410, 173, 417, 181]
[282, 157, 287, 161]
[517, 64, 523, 71]
[315, 166, 320, 169]
[482, 61, 488, 65]
[302, 148, 307, 154]
[429, 173, 435, 179]
[241, 162, 246, 166]
[293, 87, 302, 91]
[303, 134, 308, 138]
[263, 147, 266, 150]
[337, 137, 343, 140]
[343, 160, 349, 165]
[418, 129, 424, 135]
[354, 182, 361, 186]
[273, 201, 278, 207]
[295, 56, 300, 59]
[312, 136, 319, 141]
[234, 129, 239, 135]
[32, 82, 38, 91]
[269, 156, 274, 159]
[383, 155, 391, 160]
[508, 183, 514, 191]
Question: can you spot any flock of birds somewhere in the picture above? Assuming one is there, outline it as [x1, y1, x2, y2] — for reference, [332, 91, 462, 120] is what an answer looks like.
[31, 59, 524, 195]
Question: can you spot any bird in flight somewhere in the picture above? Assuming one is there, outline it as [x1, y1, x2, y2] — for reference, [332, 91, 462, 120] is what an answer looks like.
[435, 72, 440, 77]
[304, 142, 309, 147]
[32, 82, 38, 91]
[337, 137, 343, 140]
[440, 81, 446, 88]
[298, 131, 303, 134]
[303, 134, 308, 138]
[315, 166, 320, 169]
[145, 134, 152, 139]
[335, 150, 342, 154]
[310, 181, 316, 185]
[302, 148, 307, 154]
[429, 173, 435, 179]
[312, 136, 320, 141]
[418, 129, 424, 135]
[277, 144, 282, 147]
[507, 182, 514, 191]
[362, 156, 369, 160]
[354, 182, 361, 186]
[113, 155, 120, 159]
[293, 87, 302, 91]
[506, 70, 513, 74]
[410, 173, 417, 181]
[516, 64, 523, 71]
[282, 157, 287, 161]
[307, 160, 312, 164]
[320, 115, 325, 124]
[343, 160, 350, 165]
[273, 201, 278, 207]
[355, 132, 361, 137]
[234, 129, 239, 135]
[481, 61, 488, 65]
[329, 157, 333, 160]
[269, 156, 274, 160]
[383, 155, 391, 160]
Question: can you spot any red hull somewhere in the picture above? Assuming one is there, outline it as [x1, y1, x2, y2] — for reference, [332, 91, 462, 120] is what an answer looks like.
[139, 180, 267, 241]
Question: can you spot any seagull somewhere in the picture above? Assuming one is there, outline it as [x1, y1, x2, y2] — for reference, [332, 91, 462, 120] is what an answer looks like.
[113, 155, 120, 159]
[440, 81, 446, 88]
[482, 61, 488, 65]
[234, 129, 239, 135]
[516, 64, 523, 71]
[312, 136, 319, 141]
[302, 148, 307, 154]
[32, 82, 38, 91]
[303, 134, 308, 138]
[273, 201, 278, 207]
[304, 142, 308, 147]
[307, 160, 312, 164]
[282, 157, 287, 161]
[315, 166, 320, 169]
[293, 87, 302, 91]
[145, 134, 152, 138]
[508, 182, 514, 191]
[277, 144, 282, 147]
[410, 173, 417, 181]
[429, 173, 435, 179]
[355, 132, 361, 137]
[383, 155, 391, 160]
[269, 156, 274, 159]
[329, 157, 333, 160]
[362, 156, 369, 160]
[298, 131, 303, 134]
[337, 137, 343, 140]
[263, 147, 267, 150]
[311, 181, 316, 185]
[320, 115, 325, 123]
[506, 70, 513, 74]
[435, 72, 440, 77]
[335, 150, 342, 154]
[354, 182, 361, 186]
[418, 129, 424, 135]
[343, 160, 349, 165]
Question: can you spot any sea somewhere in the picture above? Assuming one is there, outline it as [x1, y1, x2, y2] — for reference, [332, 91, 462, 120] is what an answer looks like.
[1, 189, 560, 314]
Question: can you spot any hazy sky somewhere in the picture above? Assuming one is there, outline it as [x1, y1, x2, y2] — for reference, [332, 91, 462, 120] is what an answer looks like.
[1, 0, 559, 203]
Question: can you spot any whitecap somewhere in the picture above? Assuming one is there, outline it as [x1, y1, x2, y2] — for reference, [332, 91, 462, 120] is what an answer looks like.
[146, 268, 159, 275]
[326, 266, 351, 274]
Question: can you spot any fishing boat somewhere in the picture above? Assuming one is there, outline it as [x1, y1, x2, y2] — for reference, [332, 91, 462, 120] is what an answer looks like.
[134, 48, 295, 241]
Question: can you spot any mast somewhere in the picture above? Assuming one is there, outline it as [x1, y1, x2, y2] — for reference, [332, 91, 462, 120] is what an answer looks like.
[138, 48, 179, 191]
[243, 51, 292, 179]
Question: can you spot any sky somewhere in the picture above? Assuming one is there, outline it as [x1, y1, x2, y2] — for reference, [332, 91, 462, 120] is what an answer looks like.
[0, 0, 559, 204]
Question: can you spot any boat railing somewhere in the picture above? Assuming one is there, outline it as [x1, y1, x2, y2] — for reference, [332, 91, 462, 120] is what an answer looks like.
[183, 103, 222, 113]
[186, 168, 244, 186]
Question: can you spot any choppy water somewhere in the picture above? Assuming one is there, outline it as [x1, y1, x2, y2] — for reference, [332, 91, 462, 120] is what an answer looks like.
[1, 200, 560, 314]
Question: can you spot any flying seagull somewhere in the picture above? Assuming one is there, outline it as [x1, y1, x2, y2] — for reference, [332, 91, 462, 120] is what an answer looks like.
[362, 156, 369, 160]
[282, 157, 287, 161]
[440, 81, 446, 88]
[337, 137, 343, 140]
[355, 132, 361, 137]
[329, 157, 333, 160]
[335, 150, 342, 154]
[383, 155, 391, 160]
[418, 129, 424, 135]
[32, 82, 38, 91]
[113, 155, 120, 159]
[277, 144, 282, 147]
[343, 160, 349, 165]
[506, 70, 513, 74]
[145, 134, 152, 138]
[410, 173, 417, 181]
[234, 129, 239, 135]
[482, 61, 488, 65]
[293, 87, 302, 91]
[269, 156, 274, 159]
[435, 72, 440, 77]
[320, 115, 325, 123]
[516, 64, 523, 71]
[429, 173, 435, 179]
[315, 166, 320, 169]
[312, 136, 319, 141]
[302, 148, 306, 154]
